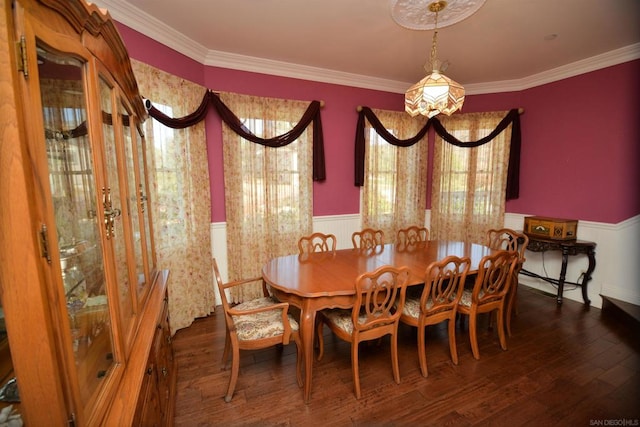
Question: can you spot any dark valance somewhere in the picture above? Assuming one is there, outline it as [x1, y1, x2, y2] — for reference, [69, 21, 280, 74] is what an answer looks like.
[145, 90, 326, 181]
[355, 107, 521, 200]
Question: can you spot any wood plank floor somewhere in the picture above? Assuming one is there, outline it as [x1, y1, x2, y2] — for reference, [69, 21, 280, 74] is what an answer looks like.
[172, 286, 640, 426]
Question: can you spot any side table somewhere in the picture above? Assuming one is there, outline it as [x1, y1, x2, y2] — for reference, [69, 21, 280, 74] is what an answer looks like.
[519, 236, 596, 306]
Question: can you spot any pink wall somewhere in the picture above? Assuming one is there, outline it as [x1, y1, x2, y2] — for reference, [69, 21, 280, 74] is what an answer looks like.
[116, 23, 640, 225]
[515, 64, 640, 223]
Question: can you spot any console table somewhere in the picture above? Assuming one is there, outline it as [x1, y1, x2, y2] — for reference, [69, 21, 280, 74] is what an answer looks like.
[519, 236, 596, 306]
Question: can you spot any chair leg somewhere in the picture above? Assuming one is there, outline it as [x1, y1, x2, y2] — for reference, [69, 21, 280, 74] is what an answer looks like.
[222, 330, 231, 367]
[316, 319, 325, 361]
[497, 306, 508, 351]
[224, 345, 240, 402]
[506, 281, 517, 337]
[448, 317, 458, 365]
[417, 325, 428, 377]
[351, 343, 361, 399]
[391, 332, 401, 384]
[469, 313, 480, 360]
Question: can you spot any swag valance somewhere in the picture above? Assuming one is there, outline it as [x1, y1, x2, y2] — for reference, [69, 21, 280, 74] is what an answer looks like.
[145, 90, 326, 181]
[355, 107, 521, 200]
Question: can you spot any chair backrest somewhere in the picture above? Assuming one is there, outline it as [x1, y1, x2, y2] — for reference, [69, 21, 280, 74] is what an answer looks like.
[486, 228, 529, 261]
[351, 228, 384, 249]
[397, 226, 429, 247]
[470, 250, 519, 305]
[421, 255, 470, 315]
[298, 232, 337, 255]
[352, 265, 409, 334]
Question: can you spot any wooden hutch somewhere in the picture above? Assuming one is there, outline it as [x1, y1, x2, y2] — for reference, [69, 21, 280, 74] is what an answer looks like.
[0, 0, 175, 424]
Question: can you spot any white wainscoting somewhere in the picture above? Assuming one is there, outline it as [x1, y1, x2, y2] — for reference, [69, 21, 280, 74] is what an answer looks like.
[503, 213, 640, 308]
[211, 213, 640, 309]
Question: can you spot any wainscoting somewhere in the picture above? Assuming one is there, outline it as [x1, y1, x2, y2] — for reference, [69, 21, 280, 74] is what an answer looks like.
[210, 213, 640, 309]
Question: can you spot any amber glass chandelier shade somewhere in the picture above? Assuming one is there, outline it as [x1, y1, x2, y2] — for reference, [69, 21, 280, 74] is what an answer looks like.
[404, 70, 465, 118]
[402, 0, 466, 118]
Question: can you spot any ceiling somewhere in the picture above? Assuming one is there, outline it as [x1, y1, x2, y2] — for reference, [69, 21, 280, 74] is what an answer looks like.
[93, 0, 640, 94]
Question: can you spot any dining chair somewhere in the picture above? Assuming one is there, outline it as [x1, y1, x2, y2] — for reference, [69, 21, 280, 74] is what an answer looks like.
[298, 232, 337, 255]
[213, 258, 303, 402]
[397, 226, 429, 247]
[218, 264, 279, 369]
[457, 250, 519, 360]
[315, 265, 410, 399]
[351, 228, 384, 250]
[486, 228, 529, 336]
[400, 255, 470, 377]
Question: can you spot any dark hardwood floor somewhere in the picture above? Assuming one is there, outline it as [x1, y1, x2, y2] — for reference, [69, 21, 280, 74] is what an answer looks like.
[172, 286, 640, 426]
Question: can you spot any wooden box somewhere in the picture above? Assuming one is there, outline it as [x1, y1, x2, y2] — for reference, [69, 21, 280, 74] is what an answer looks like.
[523, 216, 578, 240]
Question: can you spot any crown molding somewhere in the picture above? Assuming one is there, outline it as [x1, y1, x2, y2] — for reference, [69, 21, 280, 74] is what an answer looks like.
[463, 43, 640, 95]
[96, 0, 209, 63]
[97, 0, 640, 95]
[202, 50, 408, 93]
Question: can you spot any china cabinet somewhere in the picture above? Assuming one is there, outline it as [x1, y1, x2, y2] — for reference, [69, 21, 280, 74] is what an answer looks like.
[0, 0, 174, 425]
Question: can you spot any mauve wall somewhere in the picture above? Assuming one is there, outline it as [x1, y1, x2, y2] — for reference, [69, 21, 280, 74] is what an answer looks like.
[116, 24, 640, 225]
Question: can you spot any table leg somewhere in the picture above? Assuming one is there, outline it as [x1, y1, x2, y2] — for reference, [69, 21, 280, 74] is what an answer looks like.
[300, 300, 316, 403]
[581, 249, 596, 306]
[557, 248, 570, 305]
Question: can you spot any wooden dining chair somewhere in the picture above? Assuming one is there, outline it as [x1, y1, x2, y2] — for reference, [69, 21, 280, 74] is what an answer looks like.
[351, 228, 384, 250]
[397, 226, 429, 246]
[400, 255, 470, 377]
[213, 258, 302, 402]
[457, 250, 519, 360]
[298, 232, 337, 255]
[315, 265, 410, 399]
[486, 228, 529, 336]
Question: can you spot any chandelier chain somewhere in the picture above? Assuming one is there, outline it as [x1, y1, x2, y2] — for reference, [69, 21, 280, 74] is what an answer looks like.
[429, 9, 440, 70]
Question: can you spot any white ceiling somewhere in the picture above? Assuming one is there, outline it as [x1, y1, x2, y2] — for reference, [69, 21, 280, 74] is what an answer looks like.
[93, 0, 640, 94]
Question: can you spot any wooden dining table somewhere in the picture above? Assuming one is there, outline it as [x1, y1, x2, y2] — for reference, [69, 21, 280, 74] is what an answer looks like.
[262, 240, 495, 402]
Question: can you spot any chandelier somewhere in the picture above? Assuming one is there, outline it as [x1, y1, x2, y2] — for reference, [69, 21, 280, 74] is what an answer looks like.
[403, 1, 465, 118]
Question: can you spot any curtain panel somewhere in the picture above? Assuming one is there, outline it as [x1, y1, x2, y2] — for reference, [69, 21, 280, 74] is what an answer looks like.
[431, 111, 513, 243]
[355, 107, 521, 199]
[220, 93, 314, 302]
[361, 108, 428, 239]
[131, 60, 215, 334]
[145, 90, 326, 181]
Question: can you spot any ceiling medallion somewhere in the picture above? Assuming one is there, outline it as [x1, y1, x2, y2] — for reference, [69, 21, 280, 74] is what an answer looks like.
[390, 0, 486, 30]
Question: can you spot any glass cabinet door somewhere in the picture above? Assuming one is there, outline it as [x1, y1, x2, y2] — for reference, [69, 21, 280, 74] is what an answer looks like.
[98, 78, 136, 345]
[120, 101, 148, 304]
[38, 45, 115, 407]
[136, 128, 157, 296]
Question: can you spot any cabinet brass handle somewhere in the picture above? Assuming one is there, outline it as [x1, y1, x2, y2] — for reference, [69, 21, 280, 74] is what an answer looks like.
[102, 188, 122, 238]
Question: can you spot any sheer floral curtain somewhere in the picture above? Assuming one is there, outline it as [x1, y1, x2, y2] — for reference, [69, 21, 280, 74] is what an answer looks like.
[362, 108, 428, 240]
[131, 60, 215, 334]
[220, 93, 313, 302]
[431, 111, 511, 243]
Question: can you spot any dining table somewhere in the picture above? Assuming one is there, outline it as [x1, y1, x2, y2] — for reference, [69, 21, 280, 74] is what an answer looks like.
[261, 239, 495, 402]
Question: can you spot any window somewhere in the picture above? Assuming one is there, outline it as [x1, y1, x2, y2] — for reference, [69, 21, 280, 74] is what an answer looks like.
[362, 108, 427, 240]
[431, 111, 512, 243]
[221, 93, 313, 301]
[149, 104, 187, 241]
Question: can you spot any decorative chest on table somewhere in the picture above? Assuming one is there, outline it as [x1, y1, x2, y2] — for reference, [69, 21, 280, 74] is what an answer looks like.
[523, 216, 578, 240]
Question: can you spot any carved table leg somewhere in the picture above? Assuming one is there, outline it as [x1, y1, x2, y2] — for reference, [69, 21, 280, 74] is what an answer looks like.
[300, 299, 316, 403]
[581, 248, 596, 306]
[557, 248, 570, 305]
